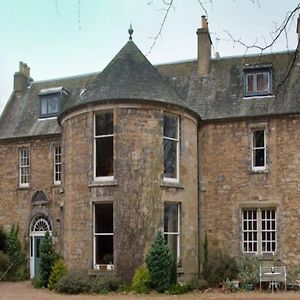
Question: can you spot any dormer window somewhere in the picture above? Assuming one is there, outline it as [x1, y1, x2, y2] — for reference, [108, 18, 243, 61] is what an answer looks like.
[40, 94, 60, 117]
[244, 66, 272, 97]
[38, 87, 68, 118]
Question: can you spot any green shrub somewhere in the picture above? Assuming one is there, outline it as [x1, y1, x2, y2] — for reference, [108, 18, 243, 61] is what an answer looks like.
[187, 278, 208, 290]
[40, 231, 57, 287]
[32, 276, 43, 289]
[56, 270, 121, 294]
[146, 231, 172, 292]
[169, 254, 177, 285]
[48, 258, 67, 290]
[0, 227, 7, 251]
[6, 225, 24, 265]
[131, 266, 151, 294]
[203, 246, 237, 286]
[236, 255, 260, 286]
[166, 283, 191, 295]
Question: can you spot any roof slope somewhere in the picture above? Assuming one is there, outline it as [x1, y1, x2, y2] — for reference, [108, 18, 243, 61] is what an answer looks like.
[0, 73, 96, 139]
[63, 40, 188, 113]
[157, 51, 300, 120]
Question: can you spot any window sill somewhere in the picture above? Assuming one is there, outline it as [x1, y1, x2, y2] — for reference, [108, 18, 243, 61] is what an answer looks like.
[250, 169, 269, 174]
[17, 186, 30, 190]
[243, 94, 274, 100]
[161, 181, 184, 189]
[89, 180, 118, 187]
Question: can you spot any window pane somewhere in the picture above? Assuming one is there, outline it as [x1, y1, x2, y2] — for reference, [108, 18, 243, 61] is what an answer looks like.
[96, 137, 113, 177]
[95, 203, 113, 233]
[164, 139, 177, 178]
[96, 113, 113, 136]
[253, 130, 264, 148]
[95, 235, 113, 264]
[254, 149, 265, 167]
[164, 203, 178, 232]
[164, 115, 177, 139]
[48, 96, 59, 113]
[257, 73, 269, 92]
[164, 234, 178, 259]
[247, 74, 254, 93]
[41, 98, 48, 115]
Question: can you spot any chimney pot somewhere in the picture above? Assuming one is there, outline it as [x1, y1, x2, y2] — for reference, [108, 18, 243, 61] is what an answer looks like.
[197, 16, 212, 75]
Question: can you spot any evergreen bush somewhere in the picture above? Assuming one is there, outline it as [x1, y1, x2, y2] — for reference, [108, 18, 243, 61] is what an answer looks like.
[48, 258, 67, 290]
[131, 265, 151, 294]
[56, 270, 121, 294]
[202, 246, 237, 286]
[40, 231, 57, 287]
[146, 231, 172, 292]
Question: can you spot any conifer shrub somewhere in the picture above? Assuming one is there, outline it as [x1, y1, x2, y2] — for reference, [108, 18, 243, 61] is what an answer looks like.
[146, 231, 172, 292]
[40, 231, 57, 287]
[48, 258, 67, 290]
[131, 265, 151, 294]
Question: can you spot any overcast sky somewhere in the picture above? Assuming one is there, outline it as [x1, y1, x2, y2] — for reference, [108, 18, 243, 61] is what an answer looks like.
[0, 0, 299, 114]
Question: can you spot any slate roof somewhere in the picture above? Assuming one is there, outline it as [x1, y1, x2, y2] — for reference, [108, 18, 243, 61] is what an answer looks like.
[0, 39, 299, 140]
[0, 73, 96, 139]
[60, 40, 189, 117]
[157, 50, 299, 120]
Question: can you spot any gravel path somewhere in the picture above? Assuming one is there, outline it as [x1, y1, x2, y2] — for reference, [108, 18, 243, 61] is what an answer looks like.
[1, 281, 300, 300]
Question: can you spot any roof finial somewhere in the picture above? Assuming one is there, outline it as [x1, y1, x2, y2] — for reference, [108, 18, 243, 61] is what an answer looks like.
[128, 23, 134, 40]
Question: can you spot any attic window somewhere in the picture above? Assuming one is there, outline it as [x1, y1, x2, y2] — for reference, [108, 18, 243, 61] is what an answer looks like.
[38, 87, 67, 118]
[244, 66, 272, 97]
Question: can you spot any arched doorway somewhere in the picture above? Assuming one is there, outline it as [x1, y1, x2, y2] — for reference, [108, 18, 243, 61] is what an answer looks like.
[29, 215, 52, 278]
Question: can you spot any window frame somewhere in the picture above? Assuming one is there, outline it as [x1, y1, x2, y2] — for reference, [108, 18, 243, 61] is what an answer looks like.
[39, 93, 61, 118]
[244, 67, 272, 97]
[93, 112, 114, 182]
[242, 208, 277, 256]
[163, 113, 180, 183]
[19, 147, 30, 187]
[163, 202, 180, 263]
[53, 145, 62, 185]
[93, 202, 114, 268]
[251, 128, 267, 172]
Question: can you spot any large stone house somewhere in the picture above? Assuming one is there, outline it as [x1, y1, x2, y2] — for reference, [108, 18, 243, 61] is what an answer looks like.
[0, 16, 299, 282]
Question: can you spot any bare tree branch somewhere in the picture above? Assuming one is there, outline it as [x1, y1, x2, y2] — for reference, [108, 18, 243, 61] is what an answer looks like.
[225, 3, 300, 52]
[78, 0, 81, 30]
[146, 0, 175, 56]
[54, 0, 60, 17]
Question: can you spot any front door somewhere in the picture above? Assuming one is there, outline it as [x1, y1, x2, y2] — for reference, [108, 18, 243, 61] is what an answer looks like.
[34, 236, 44, 277]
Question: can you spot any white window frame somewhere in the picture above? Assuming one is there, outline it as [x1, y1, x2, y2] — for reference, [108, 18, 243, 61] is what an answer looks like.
[163, 114, 180, 183]
[164, 202, 180, 262]
[94, 112, 114, 182]
[93, 202, 114, 268]
[242, 208, 277, 256]
[251, 129, 267, 171]
[53, 145, 61, 185]
[19, 148, 30, 187]
[244, 68, 272, 97]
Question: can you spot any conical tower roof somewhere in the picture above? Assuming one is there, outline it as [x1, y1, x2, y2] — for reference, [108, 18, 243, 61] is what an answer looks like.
[62, 39, 190, 113]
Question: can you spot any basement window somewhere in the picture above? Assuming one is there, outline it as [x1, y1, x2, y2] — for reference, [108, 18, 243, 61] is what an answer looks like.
[244, 66, 272, 97]
[94, 203, 113, 266]
[94, 112, 114, 180]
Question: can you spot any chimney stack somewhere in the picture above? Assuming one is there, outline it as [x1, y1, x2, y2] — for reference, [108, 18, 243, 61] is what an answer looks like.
[14, 62, 32, 94]
[196, 15, 212, 75]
